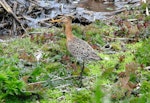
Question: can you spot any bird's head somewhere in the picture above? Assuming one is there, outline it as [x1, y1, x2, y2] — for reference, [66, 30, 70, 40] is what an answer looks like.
[50, 16, 73, 24]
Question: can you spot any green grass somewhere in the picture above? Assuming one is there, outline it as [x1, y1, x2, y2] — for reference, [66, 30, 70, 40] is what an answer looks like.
[0, 15, 150, 103]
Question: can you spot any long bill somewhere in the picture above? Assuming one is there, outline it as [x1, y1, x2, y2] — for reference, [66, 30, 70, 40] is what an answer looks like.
[50, 19, 62, 23]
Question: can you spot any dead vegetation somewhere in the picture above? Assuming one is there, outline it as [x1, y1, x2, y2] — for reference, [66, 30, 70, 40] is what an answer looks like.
[0, 0, 150, 103]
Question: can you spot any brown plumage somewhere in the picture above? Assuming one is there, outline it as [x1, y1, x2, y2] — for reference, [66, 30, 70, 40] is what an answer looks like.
[51, 16, 102, 87]
[67, 35, 101, 61]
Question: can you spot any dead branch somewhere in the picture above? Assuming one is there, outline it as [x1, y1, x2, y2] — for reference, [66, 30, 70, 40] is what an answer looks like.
[55, 84, 72, 89]
[106, 8, 127, 16]
[50, 75, 80, 82]
[27, 81, 46, 86]
[12, 1, 17, 35]
[0, 23, 9, 28]
[102, 35, 136, 41]
[0, 0, 27, 33]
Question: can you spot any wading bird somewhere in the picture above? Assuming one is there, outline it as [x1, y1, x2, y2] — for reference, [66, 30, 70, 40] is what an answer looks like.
[51, 16, 102, 87]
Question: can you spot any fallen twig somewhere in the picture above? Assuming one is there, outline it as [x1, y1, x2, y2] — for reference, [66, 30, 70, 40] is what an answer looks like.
[102, 35, 136, 41]
[0, 0, 27, 33]
[51, 75, 80, 82]
[27, 81, 46, 86]
[0, 23, 9, 28]
[106, 8, 127, 16]
[55, 84, 72, 89]
[12, 1, 17, 35]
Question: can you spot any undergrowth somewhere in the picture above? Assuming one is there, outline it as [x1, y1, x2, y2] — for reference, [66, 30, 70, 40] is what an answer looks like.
[135, 38, 150, 66]
[0, 5, 150, 103]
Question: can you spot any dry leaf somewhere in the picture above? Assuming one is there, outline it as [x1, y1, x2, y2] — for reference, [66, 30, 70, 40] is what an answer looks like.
[127, 82, 137, 89]
[19, 51, 36, 62]
[123, 21, 131, 28]
[118, 55, 125, 62]
[61, 55, 70, 61]
[26, 81, 46, 91]
[125, 62, 138, 76]
[128, 25, 139, 35]
[22, 76, 30, 83]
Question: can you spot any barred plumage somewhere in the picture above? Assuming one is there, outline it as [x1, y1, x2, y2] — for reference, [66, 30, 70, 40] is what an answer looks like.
[51, 16, 102, 87]
[67, 36, 101, 62]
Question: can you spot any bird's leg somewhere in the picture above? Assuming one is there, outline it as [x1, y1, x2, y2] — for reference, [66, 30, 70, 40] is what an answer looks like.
[79, 61, 84, 88]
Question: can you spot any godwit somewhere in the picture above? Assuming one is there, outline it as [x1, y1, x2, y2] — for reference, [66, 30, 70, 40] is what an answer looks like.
[51, 16, 102, 87]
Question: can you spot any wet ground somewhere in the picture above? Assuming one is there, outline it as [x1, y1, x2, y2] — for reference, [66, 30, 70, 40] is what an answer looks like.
[19, 0, 140, 23]
[78, 0, 118, 12]
[78, 0, 140, 12]
[0, 0, 140, 38]
[76, 0, 140, 20]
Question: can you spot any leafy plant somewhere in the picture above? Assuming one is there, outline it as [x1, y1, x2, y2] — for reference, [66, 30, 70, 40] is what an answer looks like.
[0, 58, 25, 99]
[71, 90, 92, 103]
[135, 39, 150, 66]
[140, 81, 150, 94]
[92, 79, 105, 103]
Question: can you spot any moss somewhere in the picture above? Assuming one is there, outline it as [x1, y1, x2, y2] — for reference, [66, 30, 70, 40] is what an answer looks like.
[111, 42, 122, 51]
[135, 39, 150, 66]
[72, 24, 83, 38]
[141, 81, 150, 94]
[0, 44, 3, 54]
[144, 16, 150, 22]
[129, 94, 150, 103]
[1, 8, 150, 103]
[84, 24, 104, 45]
[71, 90, 92, 103]
[45, 62, 62, 72]
[0, 58, 25, 100]
[40, 89, 62, 102]
[141, 3, 148, 10]
[6, 38, 39, 55]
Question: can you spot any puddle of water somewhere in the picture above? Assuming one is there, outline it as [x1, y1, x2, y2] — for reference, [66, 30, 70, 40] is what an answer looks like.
[78, 0, 116, 12]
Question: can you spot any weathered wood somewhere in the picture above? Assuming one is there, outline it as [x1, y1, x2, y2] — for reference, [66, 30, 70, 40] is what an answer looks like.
[0, 0, 141, 36]
[0, 0, 27, 34]
[12, 1, 17, 35]
[0, 23, 9, 28]
[0, 7, 4, 13]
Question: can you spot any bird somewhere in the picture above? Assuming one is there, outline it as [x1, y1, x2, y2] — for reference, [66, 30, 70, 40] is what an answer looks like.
[51, 16, 102, 87]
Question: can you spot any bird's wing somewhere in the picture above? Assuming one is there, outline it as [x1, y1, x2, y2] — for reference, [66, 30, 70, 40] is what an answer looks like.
[67, 37, 100, 60]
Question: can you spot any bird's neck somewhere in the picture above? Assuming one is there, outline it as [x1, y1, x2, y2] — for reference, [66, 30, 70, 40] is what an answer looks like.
[65, 22, 74, 41]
